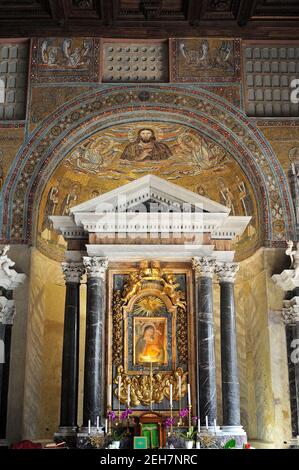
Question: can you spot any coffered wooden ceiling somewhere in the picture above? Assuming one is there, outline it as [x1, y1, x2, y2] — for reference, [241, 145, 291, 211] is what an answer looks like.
[0, 0, 299, 38]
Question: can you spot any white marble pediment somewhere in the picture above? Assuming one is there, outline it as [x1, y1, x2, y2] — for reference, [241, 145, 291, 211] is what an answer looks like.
[50, 175, 251, 241]
[69, 174, 230, 215]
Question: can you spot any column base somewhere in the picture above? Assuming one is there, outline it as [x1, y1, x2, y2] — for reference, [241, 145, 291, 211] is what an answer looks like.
[290, 436, 299, 448]
[220, 425, 246, 435]
[0, 439, 9, 448]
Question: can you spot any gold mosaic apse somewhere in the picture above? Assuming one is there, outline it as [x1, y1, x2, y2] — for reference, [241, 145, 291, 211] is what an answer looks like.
[37, 122, 260, 261]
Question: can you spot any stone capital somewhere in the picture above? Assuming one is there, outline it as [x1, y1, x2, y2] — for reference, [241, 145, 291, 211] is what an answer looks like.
[215, 262, 239, 284]
[83, 257, 108, 279]
[62, 262, 85, 283]
[191, 257, 216, 279]
[282, 297, 299, 325]
[0, 296, 16, 325]
[272, 270, 299, 292]
[0, 245, 26, 290]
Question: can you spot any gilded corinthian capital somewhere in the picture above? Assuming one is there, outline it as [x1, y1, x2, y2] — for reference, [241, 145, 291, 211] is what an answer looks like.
[191, 257, 216, 279]
[215, 262, 239, 284]
[83, 256, 108, 279]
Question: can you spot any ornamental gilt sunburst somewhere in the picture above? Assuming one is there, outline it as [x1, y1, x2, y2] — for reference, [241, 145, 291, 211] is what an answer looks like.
[134, 296, 165, 316]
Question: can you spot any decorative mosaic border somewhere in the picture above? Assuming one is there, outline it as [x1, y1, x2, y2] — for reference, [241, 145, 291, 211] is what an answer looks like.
[0, 84, 295, 250]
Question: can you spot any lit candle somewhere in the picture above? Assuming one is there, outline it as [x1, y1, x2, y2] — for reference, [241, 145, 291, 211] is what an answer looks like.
[178, 376, 182, 398]
[214, 418, 217, 434]
[205, 415, 209, 430]
[88, 419, 91, 435]
[187, 383, 191, 406]
[127, 384, 131, 407]
[96, 415, 99, 431]
[105, 418, 108, 434]
[170, 383, 173, 407]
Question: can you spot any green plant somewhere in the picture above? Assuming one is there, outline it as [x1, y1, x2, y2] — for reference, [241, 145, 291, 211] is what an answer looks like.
[178, 427, 197, 441]
[109, 428, 126, 441]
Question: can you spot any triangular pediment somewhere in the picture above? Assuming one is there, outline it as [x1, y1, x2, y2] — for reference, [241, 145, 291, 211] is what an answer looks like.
[70, 174, 230, 215]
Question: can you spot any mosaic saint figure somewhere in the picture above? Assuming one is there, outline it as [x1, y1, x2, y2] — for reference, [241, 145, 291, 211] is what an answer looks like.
[42, 181, 60, 230]
[120, 128, 172, 162]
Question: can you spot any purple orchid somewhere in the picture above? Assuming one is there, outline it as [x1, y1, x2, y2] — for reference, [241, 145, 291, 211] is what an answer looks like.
[165, 417, 175, 427]
[120, 409, 133, 420]
[107, 410, 117, 421]
[192, 416, 198, 424]
[179, 408, 189, 418]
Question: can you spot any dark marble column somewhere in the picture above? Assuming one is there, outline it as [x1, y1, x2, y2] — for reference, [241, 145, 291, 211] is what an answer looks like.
[82, 256, 108, 430]
[282, 297, 299, 437]
[0, 295, 14, 443]
[58, 262, 84, 434]
[216, 262, 242, 429]
[192, 257, 217, 426]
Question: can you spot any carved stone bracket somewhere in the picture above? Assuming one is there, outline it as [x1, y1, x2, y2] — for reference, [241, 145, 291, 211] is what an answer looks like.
[83, 256, 108, 279]
[114, 365, 188, 406]
[61, 262, 85, 283]
[0, 245, 26, 290]
[215, 261, 239, 283]
[192, 256, 216, 279]
[282, 297, 299, 325]
[0, 296, 16, 325]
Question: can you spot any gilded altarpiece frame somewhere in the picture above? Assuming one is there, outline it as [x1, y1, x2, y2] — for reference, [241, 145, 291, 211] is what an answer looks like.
[107, 261, 196, 415]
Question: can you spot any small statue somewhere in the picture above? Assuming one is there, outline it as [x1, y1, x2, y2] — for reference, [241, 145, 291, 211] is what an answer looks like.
[285, 240, 299, 278]
[0, 245, 15, 277]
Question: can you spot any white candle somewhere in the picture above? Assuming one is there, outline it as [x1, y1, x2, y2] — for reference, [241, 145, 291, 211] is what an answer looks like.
[187, 383, 191, 406]
[198, 418, 200, 430]
[127, 384, 131, 407]
[96, 415, 99, 431]
[178, 376, 182, 398]
[214, 418, 217, 434]
[291, 163, 296, 175]
[105, 418, 108, 434]
[205, 415, 209, 430]
[88, 419, 91, 435]
[169, 383, 173, 407]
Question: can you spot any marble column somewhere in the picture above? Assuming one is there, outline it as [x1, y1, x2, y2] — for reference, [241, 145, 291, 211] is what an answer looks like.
[0, 297, 15, 442]
[282, 297, 299, 437]
[59, 262, 84, 434]
[82, 256, 108, 431]
[192, 257, 217, 426]
[216, 262, 243, 432]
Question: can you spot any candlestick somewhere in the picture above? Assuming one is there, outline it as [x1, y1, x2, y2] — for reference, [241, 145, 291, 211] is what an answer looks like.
[188, 404, 192, 431]
[107, 384, 112, 408]
[127, 383, 131, 408]
[88, 419, 91, 435]
[205, 415, 209, 431]
[187, 383, 191, 406]
[118, 375, 121, 420]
